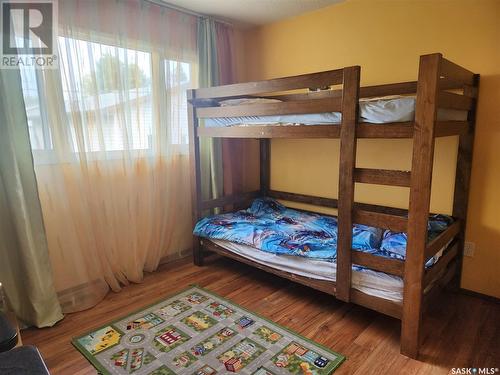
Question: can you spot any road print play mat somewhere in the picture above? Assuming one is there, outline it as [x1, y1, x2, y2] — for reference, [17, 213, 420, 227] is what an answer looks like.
[73, 286, 345, 375]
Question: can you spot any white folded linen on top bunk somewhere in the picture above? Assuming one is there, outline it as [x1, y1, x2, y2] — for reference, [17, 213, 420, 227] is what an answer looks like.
[211, 239, 446, 304]
[205, 95, 467, 127]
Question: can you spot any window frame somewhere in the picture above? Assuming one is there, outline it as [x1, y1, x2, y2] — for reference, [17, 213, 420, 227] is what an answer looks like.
[21, 34, 197, 164]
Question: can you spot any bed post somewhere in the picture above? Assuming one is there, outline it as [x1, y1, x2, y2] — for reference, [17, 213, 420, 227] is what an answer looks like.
[188, 89, 203, 266]
[401, 53, 442, 358]
[260, 139, 270, 196]
[336, 66, 360, 302]
[451, 74, 479, 289]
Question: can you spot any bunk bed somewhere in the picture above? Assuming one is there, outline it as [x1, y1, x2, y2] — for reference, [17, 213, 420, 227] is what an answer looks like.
[186, 53, 479, 359]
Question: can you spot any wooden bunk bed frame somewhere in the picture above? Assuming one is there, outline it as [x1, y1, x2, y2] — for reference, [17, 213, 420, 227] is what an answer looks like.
[187, 53, 479, 359]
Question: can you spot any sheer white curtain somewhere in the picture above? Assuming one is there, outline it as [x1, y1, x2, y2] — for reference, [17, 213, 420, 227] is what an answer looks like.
[19, 0, 198, 312]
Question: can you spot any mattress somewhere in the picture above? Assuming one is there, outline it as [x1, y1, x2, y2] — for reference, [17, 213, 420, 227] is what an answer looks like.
[204, 96, 467, 127]
[194, 197, 452, 265]
[211, 239, 445, 304]
[195, 198, 452, 303]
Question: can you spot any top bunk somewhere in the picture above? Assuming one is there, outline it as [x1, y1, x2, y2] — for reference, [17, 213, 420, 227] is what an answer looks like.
[187, 53, 478, 139]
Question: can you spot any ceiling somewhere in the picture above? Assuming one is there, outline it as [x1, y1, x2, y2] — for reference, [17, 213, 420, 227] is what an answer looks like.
[162, 0, 344, 28]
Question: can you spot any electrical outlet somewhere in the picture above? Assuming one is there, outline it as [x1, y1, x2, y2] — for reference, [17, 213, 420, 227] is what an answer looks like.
[464, 241, 475, 257]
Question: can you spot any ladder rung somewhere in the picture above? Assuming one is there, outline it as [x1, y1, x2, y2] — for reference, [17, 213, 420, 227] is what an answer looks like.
[352, 250, 404, 276]
[353, 209, 408, 232]
[354, 168, 411, 187]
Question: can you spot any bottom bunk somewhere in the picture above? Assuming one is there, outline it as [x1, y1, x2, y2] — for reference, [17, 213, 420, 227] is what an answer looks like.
[194, 197, 460, 319]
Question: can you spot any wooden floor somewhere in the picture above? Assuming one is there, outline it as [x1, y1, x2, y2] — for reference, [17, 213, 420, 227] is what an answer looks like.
[23, 256, 499, 375]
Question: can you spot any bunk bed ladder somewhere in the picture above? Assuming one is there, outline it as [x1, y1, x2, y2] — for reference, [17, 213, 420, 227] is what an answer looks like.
[335, 54, 442, 356]
[336, 66, 361, 302]
[334, 54, 477, 358]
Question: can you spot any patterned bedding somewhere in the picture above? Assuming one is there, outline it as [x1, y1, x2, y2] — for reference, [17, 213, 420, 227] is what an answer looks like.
[194, 198, 453, 267]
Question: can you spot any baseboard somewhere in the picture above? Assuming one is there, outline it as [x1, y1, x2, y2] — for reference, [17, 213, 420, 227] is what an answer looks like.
[158, 249, 191, 265]
[459, 288, 500, 304]
[56, 251, 192, 311]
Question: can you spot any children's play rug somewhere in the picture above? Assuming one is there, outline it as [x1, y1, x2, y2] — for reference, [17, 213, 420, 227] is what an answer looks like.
[73, 286, 345, 375]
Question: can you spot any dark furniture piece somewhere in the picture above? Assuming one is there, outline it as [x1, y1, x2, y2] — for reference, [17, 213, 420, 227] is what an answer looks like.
[0, 346, 50, 374]
[0, 312, 17, 352]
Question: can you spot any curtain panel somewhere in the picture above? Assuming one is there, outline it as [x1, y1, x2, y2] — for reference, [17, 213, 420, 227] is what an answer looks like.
[197, 18, 244, 202]
[0, 69, 63, 327]
[214, 22, 248, 198]
[197, 18, 223, 203]
[19, 0, 199, 312]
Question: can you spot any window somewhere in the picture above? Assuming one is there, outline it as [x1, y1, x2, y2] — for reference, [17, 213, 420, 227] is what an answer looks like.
[20, 36, 194, 161]
[20, 57, 52, 151]
[59, 36, 153, 153]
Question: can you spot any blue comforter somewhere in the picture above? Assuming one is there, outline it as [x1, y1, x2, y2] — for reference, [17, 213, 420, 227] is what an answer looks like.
[194, 198, 452, 265]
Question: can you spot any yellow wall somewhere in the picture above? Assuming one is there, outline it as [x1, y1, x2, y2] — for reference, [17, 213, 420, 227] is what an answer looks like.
[240, 0, 500, 297]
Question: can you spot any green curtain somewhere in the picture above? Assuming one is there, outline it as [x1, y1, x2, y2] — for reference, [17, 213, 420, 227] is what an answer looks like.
[0, 69, 63, 327]
[197, 18, 223, 202]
